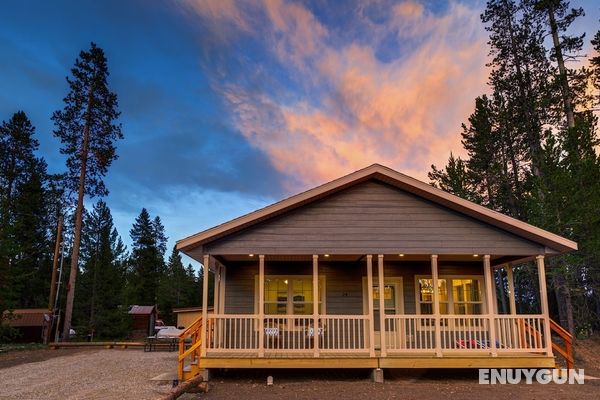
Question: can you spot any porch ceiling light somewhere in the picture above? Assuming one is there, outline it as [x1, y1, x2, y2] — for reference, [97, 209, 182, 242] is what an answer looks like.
[398, 254, 404, 257]
[249, 254, 254, 257]
[324, 254, 330, 257]
[473, 254, 479, 257]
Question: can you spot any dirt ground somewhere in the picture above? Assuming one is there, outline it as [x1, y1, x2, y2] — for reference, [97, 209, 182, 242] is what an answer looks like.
[0, 347, 89, 370]
[0, 349, 176, 400]
[198, 368, 599, 400]
[0, 337, 599, 400]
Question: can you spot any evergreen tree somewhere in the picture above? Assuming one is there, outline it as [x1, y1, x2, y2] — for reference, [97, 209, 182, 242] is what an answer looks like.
[0, 112, 51, 311]
[482, 0, 552, 179]
[532, 0, 584, 129]
[75, 201, 129, 339]
[428, 154, 475, 201]
[52, 43, 123, 340]
[11, 160, 52, 308]
[128, 209, 167, 306]
[432, 0, 600, 335]
[157, 246, 197, 325]
[184, 264, 200, 307]
[590, 24, 600, 105]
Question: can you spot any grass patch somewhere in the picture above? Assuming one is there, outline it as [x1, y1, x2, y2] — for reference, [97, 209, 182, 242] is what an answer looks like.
[0, 343, 47, 354]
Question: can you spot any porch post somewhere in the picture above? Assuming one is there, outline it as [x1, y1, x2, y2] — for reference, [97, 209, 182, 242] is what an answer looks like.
[483, 255, 497, 356]
[366, 255, 375, 357]
[200, 254, 210, 357]
[506, 264, 516, 315]
[312, 255, 320, 357]
[377, 255, 386, 357]
[536, 255, 553, 356]
[258, 255, 265, 357]
[213, 264, 220, 316]
[219, 265, 226, 314]
[431, 255, 442, 357]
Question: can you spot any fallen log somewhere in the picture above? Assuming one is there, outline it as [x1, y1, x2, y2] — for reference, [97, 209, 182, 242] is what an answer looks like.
[160, 375, 205, 400]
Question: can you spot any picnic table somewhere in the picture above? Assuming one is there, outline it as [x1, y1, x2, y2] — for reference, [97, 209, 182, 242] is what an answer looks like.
[144, 335, 177, 352]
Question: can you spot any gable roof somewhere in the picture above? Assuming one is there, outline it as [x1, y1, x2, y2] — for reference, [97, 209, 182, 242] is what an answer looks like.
[177, 164, 577, 255]
[3, 309, 49, 327]
[128, 305, 156, 315]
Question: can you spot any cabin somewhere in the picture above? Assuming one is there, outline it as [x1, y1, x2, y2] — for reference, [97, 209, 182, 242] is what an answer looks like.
[173, 307, 214, 329]
[175, 164, 577, 381]
[128, 305, 157, 339]
[2, 309, 49, 343]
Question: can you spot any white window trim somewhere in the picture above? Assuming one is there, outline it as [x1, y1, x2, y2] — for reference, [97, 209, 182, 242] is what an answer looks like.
[414, 274, 486, 315]
[254, 274, 326, 315]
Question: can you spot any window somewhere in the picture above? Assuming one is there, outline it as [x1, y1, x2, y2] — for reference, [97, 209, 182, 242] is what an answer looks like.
[416, 276, 484, 315]
[452, 278, 483, 314]
[373, 284, 399, 315]
[257, 276, 325, 315]
[417, 278, 448, 314]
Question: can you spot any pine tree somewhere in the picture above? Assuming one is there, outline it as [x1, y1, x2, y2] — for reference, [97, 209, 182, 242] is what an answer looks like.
[532, 0, 585, 129]
[75, 200, 129, 338]
[52, 43, 123, 340]
[428, 154, 476, 201]
[0, 111, 51, 311]
[482, 0, 552, 178]
[432, 0, 600, 336]
[158, 246, 189, 325]
[128, 209, 167, 307]
[590, 25, 600, 105]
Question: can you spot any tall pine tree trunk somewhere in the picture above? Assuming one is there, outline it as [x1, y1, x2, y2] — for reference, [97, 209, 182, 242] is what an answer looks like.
[547, 4, 575, 129]
[90, 242, 99, 336]
[552, 263, 575, 336]
[62, 90, 93, 341]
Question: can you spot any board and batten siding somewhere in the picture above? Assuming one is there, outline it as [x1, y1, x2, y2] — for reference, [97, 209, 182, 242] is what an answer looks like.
[204, 180, 544, 256]
[223, 261, 484, 315]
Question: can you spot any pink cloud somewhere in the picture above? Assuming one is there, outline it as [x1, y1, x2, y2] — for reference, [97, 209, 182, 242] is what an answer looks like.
[185, 0, 489, 190]
[394, 1, 424, 18]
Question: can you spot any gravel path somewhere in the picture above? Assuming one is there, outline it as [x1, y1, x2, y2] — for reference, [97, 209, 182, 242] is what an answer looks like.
[2, 349, 599, 399]
[0, 349, 176, 400]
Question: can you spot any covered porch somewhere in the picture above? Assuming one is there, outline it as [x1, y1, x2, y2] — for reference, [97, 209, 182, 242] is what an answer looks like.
[190, 253, 553, 368]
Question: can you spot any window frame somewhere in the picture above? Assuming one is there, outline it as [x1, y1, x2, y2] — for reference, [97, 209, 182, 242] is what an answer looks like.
[254, 274, 326, 315]
[414, 274, 486, 315]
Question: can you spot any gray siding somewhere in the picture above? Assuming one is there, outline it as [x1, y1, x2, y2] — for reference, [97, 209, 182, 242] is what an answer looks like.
[224, 261, 484, 315]
[206, 181, 543, 255]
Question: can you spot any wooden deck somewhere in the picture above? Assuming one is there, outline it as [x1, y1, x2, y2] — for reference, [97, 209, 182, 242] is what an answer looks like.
[199, 352, 555, 369]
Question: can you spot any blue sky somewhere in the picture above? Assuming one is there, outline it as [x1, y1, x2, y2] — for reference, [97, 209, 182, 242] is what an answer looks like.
[1, 0, 598, 267]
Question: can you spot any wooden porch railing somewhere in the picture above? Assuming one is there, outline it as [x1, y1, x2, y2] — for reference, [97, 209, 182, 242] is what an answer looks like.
[178, 314, 565, 381]
[384, 315, 547, 354]
[549, 319, 574, 369]
[177, 316, 213, 381]
[206, 314, 371, 353]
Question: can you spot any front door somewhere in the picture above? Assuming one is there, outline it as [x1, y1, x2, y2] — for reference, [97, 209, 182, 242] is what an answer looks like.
[363, 277, 404, 349]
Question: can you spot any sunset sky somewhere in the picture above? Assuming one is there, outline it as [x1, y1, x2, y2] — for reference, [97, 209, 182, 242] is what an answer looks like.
[1, 0, 598, 264]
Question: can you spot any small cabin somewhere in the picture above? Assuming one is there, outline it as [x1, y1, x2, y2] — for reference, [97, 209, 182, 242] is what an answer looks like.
[128, 305, 157, 338]
[173, 307, 213, 329]
[2, 309, 49, 342]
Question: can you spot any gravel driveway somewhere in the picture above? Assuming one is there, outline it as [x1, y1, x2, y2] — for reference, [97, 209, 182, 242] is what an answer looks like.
[1, 349, 599, 399]
[0, 349, 175, 400]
